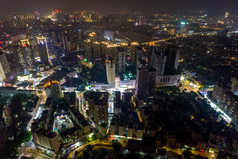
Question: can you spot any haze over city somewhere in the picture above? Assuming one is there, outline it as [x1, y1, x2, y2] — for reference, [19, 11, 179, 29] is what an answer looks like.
[0, 0, 238, 14]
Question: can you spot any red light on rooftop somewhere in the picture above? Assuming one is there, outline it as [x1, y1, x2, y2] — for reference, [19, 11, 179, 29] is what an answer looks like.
[6, 34, 10, 37]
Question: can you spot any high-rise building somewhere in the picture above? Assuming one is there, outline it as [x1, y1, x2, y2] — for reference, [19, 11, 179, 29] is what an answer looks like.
[76, 30, 82, 41]
[225, 12, 229, 18]
[0, 52, 11, 77]
[138, 16, 145, 26]
[17, 46, 35, 67]
[117, 48, 126, 74]
[36, 36, 50, 65]
[51, 32, 58, 45]
[83, 91, 108, 123]
[38, 43, 50, 65]
[154, 45, 181, 86]
[136, 57, 157, 99]
[147, 67, 157, 96]
[45, 81, 62, 100]
[20, 39, 30, 47]
[180, 22, 188, 35]
[106, 59, 115, 85]
[131, 45, 142, 66]
[32, 128, 61, 153]
[93, 41, 102, 59]
[0, 62, 6, 83]
[135, 65, 148, 99]
[165, 45, 180, 71]
[231, 77, 238, 96]
[104, 31, 114, 41]
[156, 53, 166, 76]
[84, 39, 92, 62]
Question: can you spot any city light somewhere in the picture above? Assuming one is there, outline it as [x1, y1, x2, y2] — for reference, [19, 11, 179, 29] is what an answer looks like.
[1, 5, 238, 159]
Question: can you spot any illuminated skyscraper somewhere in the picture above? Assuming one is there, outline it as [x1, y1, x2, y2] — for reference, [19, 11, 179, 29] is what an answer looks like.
[106, 59, 115, 85]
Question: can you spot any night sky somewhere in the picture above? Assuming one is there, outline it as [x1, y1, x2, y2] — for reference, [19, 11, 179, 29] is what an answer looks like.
[0, 0, 237, 14]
